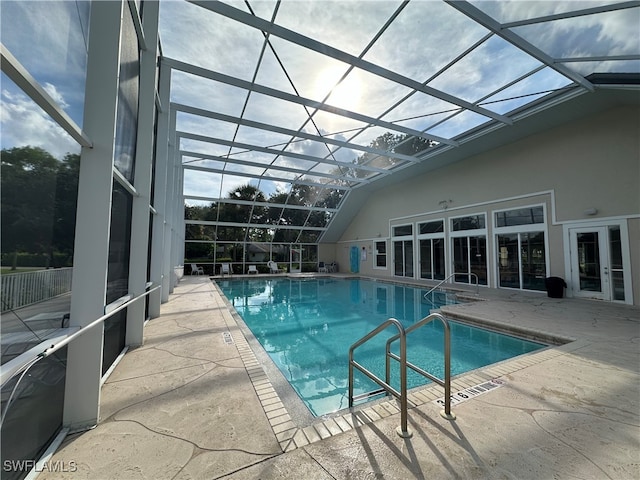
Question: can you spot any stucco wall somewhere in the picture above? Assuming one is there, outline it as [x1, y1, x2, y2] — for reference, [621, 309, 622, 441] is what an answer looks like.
[332, 105, 639, 304]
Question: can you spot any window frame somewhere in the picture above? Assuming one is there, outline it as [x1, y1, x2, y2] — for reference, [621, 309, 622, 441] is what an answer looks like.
[493, 204, 549, 291]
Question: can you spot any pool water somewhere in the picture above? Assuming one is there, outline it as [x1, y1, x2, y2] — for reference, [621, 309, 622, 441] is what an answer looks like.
[218, 277, 544, 416]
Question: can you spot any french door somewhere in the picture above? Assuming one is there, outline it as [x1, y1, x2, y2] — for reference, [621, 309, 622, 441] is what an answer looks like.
[569, 226, 626, 301]
[393, 239, 414, 278]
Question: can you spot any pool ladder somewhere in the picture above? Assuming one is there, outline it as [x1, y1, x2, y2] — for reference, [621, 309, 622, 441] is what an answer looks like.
[348, 312, 456, 438]
[424, 272, 480, 304]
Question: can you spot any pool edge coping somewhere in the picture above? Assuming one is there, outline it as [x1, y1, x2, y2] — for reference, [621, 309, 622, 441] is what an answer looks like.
[211, 279, 583, 453]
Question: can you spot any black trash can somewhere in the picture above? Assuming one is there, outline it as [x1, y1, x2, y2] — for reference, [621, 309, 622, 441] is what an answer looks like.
[545, 276, 567, 298]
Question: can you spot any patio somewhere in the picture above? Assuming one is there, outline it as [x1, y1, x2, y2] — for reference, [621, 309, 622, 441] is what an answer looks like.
[39, 275, 639, 479]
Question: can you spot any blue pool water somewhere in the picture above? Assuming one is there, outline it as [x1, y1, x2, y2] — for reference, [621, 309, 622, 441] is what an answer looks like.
[218, 277, 544, 416]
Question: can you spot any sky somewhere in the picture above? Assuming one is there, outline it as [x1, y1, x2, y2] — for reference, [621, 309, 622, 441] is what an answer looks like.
[1, 0, 638, 199]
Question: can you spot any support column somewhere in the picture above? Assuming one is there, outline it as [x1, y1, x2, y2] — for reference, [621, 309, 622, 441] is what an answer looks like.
[166, 110, 178, 292]
[64, 0, 123, 432]
[150, 61, 172, 309]
[126, 0, 160, 345]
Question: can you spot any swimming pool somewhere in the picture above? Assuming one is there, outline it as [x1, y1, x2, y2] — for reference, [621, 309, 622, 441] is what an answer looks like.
[218, 277, 545, 416]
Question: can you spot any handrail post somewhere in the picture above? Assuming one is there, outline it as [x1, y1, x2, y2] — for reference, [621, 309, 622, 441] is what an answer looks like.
[440, 318, 455, 420]
[397, 328, 411, 438]
[348, 348, 354, 408]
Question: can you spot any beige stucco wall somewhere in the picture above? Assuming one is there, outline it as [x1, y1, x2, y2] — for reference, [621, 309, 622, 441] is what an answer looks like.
[332, 105, 639, 304]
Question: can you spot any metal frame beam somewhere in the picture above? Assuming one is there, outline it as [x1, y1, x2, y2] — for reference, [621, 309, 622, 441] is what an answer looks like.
[181, 152, 374, 183]
[188, 0, 513, 126]
[172, 102, 424, 164]
[447, 1, 595, 92]
[163, 57, 457, 145]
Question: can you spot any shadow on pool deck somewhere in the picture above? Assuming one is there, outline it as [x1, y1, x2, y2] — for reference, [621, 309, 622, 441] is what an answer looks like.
[40, 275, 639, 479]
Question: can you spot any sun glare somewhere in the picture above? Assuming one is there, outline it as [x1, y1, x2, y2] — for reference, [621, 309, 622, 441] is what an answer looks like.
[314, 66, 363, 112]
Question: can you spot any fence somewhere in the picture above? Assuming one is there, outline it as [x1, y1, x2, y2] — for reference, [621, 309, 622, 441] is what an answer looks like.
[1, 268, 73, 312]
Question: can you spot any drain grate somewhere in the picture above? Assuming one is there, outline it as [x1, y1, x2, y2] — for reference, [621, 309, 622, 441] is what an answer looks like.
[433, 378, 504, 408]
[222, 331, 234, 345]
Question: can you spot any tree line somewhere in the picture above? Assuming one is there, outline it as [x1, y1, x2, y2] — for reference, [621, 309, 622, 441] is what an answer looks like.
[1, 146, 79, 268]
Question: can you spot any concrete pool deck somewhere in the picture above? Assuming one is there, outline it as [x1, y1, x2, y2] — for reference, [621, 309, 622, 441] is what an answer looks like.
[40, 275, 639, 479]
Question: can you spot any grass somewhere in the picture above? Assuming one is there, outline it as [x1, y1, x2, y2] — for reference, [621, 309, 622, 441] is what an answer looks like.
[1, 267, 44, 275]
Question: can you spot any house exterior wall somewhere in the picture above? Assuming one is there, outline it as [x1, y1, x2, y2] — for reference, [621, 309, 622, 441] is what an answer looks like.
[333, 105, 639, 305]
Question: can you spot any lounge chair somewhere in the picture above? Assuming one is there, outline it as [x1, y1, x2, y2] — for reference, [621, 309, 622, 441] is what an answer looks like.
[221, 263, 232, 277]
[190, 263, 204, 275]
[248, 265, 258, 274]
[267, 260, 282, 274]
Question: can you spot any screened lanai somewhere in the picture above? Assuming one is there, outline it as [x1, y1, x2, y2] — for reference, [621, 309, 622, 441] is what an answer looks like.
[160, 1, 640, 272]
[1, 2, 639, 478]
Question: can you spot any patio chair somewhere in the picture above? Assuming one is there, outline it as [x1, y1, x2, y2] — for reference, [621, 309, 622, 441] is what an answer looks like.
[267, 260, 282, 274]
[190, 264, 204, 275]
[248, 265, 258, 274]
[318, 261, 328, 273]
[221, 263, 232, 277]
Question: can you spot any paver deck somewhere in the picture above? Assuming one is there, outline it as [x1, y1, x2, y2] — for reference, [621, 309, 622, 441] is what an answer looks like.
[40, 275, 639, 479]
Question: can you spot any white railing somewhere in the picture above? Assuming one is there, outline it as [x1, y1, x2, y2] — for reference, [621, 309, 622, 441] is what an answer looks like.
[0, 268, 73, 312]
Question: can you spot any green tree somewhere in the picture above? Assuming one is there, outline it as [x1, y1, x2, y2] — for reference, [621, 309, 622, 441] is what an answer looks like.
[1, 146, 79, 267]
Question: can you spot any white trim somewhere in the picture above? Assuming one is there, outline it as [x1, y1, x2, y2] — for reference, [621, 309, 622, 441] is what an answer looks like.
[449, 211, 488, 237]
[555, 213, 640, 226]
[64, 0, 124, 432]
[25, 428, 72, 480]
[416, 218, 446, 282]
[100, 346, 129, 386]
[563, 219, 633, 304]
[492, 203, 550, 292]
[389, 190, 555, 224]
[449, 211, 489, 287]
[113, 167, 139, 197]
[372, 239, 388, 271]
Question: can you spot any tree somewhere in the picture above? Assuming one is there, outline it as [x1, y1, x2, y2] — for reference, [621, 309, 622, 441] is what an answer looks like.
[1, 146, 79, 266]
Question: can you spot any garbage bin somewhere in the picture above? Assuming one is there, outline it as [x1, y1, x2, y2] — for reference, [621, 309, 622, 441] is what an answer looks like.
[545, 276, 567, 298]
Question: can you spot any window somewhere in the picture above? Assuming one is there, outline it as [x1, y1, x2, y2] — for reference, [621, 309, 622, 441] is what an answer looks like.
[450, 214, 487, 285]
[609, 226, 625, 301]
[418, 220, 445, 281]
[393, 224, 413, 236]
[375, 240, 387, 268]
[497, 232, 546, 291]
[495, 206, 544, 227]
[494, 206, 547, 291]
[419, 220, 444, 234]
[392, 224, 413, 278]
[452, 215, 485, 231]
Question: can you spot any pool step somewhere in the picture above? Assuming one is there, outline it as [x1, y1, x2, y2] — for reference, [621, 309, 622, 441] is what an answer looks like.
[352, 388, 387, 403]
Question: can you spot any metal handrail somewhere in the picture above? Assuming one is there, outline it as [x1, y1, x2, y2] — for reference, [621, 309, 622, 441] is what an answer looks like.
[385, 312, 456, 420]
[1, 284, 161, 426]
[348, 313, 457, 438]
[424, 272, 479, 300]
[348, 318, 411, 437]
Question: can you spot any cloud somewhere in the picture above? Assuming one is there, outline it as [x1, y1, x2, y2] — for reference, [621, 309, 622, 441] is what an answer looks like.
[43, 82, 70, 110]
[1, 1, 88, 126]
[162, 0, 639, 205]
[1, 85, 79, 159]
